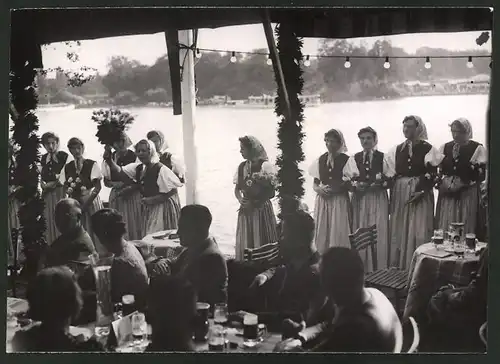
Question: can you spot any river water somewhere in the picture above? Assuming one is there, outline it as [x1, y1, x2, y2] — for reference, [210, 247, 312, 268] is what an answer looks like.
[33, 94, 488, 255]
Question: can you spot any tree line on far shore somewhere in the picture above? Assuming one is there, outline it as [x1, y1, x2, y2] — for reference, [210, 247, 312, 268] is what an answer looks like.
[36, 39, 491, 105]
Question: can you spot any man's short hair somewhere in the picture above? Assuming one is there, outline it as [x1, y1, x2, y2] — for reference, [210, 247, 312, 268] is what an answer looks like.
[91, 208, 127, 240]
[55, 198, 81, 217]
[320, 247, 365, 288]
[180, 204, 212, 232]
[283, 209, 315, 243]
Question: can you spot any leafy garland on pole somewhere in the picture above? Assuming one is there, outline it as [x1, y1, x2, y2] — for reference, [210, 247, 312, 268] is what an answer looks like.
[9, 63, 47, 278]
[273, 22, 306, 218]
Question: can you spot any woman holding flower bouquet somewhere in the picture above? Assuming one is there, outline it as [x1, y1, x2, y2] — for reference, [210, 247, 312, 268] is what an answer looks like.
[386, 116, 443, 270]
[39, 132, 69, 245]
[350, 127, 392, 271]
[59, 137, 105, 253]
[101, 132, 143, 240]
[435, 118, 487, 237]
[104, 139, 183, 235]
[308, 129, 358, 253]
[234, 136, 278, 261]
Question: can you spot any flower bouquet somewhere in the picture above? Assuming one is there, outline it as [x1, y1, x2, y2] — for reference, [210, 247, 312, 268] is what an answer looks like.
[92, 108, 134, 146]
[65, 176, 88, 202]
[240, 170, 277, 209]
[351, 173, 390, 194]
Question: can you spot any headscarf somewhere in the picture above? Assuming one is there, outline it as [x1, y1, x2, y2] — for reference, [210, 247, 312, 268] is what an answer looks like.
[135, 139, 160, 164]
[117, 131, 133, 151]
[41, 132, 61, 163]
[324, 129, 348, 167]
[401, 115, 428, 157]
[147, 130, 168, 153]
[239, 135, 269, 162]
[450, 118, 473, 159]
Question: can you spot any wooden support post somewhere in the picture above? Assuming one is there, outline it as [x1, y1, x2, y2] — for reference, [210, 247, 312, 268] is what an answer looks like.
[262, 11, 292, 121]
[178, 29, 199, 205]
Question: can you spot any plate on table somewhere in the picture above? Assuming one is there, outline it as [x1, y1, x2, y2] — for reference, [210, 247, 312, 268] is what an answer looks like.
[152, 231, 174, 240]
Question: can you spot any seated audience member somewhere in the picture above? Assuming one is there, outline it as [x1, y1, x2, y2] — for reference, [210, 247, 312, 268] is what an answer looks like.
[11, 266, 103, 352]
[91, 208, 149, 308]
[248, 210, 322, 331]
[171, 204, 228, 308]
[134, 241, 172, 280]
[44, 198, 96, 268]
[426, 246, 488, 352]
[146, 276, 197, 351]
[276, 247, 402, 352]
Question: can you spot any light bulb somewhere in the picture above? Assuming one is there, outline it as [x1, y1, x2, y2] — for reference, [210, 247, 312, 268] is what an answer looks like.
[230, 52, 237, 63]
[267, 57, 273, 66]
[195, 49, 202, 59]
[424, 56, 431, 69]
[303, 55, 311, 67]
[466, 56, 474, 68]
[344, 57, 351, 69]
[383, 57, 391, 69]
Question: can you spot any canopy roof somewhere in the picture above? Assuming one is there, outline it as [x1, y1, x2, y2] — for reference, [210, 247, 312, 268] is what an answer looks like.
[12, 7, 492, 45]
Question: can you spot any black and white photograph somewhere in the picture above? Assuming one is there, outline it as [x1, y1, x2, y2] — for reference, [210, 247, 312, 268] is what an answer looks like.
[7, 7, 491, 353]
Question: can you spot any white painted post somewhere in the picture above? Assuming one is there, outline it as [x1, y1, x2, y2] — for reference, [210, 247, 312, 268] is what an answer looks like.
[178, 29, 199, 205]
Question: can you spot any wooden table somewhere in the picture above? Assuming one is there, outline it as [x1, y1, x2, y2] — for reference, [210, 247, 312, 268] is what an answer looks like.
[403, 242, 486, 323]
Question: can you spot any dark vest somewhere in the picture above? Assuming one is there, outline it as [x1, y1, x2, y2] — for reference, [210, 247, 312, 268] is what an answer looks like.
[110, 150, 137, 181]
[395, 140, 433, 177]
[136, 163, 163, 197]
[41, 151, 68, 182]
[160, 152, 185, 183]
[354, 150, 384, 183]
[318, 152, 349, 185]
[237, 160, 265, 190]
[441, 141, 483, 183]
[64, 160, 96, 189]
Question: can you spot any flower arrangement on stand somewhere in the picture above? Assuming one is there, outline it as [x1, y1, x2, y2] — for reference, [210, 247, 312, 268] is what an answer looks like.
[92, 108, 135, 147]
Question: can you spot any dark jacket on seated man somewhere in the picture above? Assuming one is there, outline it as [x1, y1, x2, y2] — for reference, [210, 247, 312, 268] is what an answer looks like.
[45, 226, 96, 268]
[173, 205, 228, 309]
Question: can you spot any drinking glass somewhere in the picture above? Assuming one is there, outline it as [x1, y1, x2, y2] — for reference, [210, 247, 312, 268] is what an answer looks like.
[432, 229, 444, 249]
[243, 313, 259, 348]
[131, 312, 148, 345]
[208, 324, 226, 351]
[454, 242, 466, 259]
[465, 233, 478, 253]
[89, 252, 114, 338]
[214, 303, 228, 326]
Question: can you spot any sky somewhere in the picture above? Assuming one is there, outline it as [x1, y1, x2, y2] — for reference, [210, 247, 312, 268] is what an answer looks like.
[41, 24, 492, 75]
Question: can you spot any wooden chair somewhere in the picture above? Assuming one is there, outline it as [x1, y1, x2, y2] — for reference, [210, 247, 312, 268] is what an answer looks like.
[244, 242, 280, 266]
[479, 321, 487, 349]
[402, 316, 420, 353]
[349, 225, 409, 315]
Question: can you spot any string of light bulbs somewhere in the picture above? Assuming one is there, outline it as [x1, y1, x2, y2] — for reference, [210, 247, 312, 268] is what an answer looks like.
[192, 47, 492, 69]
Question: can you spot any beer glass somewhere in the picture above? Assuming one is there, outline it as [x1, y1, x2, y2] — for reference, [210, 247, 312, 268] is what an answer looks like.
[89, 252, 114, 338]
[243, 313, 259, 347]
[208, 324, 226, 351]
[214, 303, 228, 326]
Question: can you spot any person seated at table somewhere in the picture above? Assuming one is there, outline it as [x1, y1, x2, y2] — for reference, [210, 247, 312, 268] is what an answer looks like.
[146, 275, 197, 351]
[426, 246, 488, 352]
[134, 240, 172, 280]
[171, 204, 228, 309]
[91, 208, 149, 308]
[11, 266, 103, 352]
[248, 209, 322, 331]
[43, 198, 96, 268]
[276, 247, 403, 352]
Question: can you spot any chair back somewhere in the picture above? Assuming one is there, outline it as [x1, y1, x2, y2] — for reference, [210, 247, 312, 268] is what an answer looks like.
[244, 242, 280, 265]
[479, 321, 487, 349]
[401, 316, 420, 353]
[349, 224, 378, 271]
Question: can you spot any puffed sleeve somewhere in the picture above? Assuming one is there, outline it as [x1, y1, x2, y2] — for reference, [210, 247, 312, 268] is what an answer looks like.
[233, 167, 239, 185]
[90, 162, 103, 181]
[424, 145, 445, 166]
[157, 165, 183, 193]
[308, 158, 320, 180]
[170, 153, 186, 179]
[384, 147, 397, 177]
[59, 164, 67, 184]
[438, 143, 445, 155]
[470, 144, 487, 164]
[121, 162, 142, 181]
[343, 156, 360, 179]
[261, 161, 277, 175]
[101, 160, 111, 179]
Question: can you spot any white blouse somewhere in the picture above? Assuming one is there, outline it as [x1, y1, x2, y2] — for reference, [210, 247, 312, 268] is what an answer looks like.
[385, 143, 444, 177]
[59, 160, 103, 184]
[346, 152, 395, 178]
[308, 155, 359, 181]
[121, 162, 183, 193]
[437, 143, 488, 165]
[166, 152, 186, 179]
[233, 160, 276, 185]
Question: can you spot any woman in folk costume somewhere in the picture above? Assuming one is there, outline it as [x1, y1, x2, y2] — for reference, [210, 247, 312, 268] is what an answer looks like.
[104, 139, 183, 235]
[147, 130, 186, 183]
[350, 127, 392, 272]
[233, 136, 278, 261]
[59, 137, 105, 253]
[101, 132, 142, 240]
[435, 118, 487, 236]
[308, 129, 358, 253]
[8, 139, 21, 263]
[39, 132, 69, 245]
[386, 116, 444, 270]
